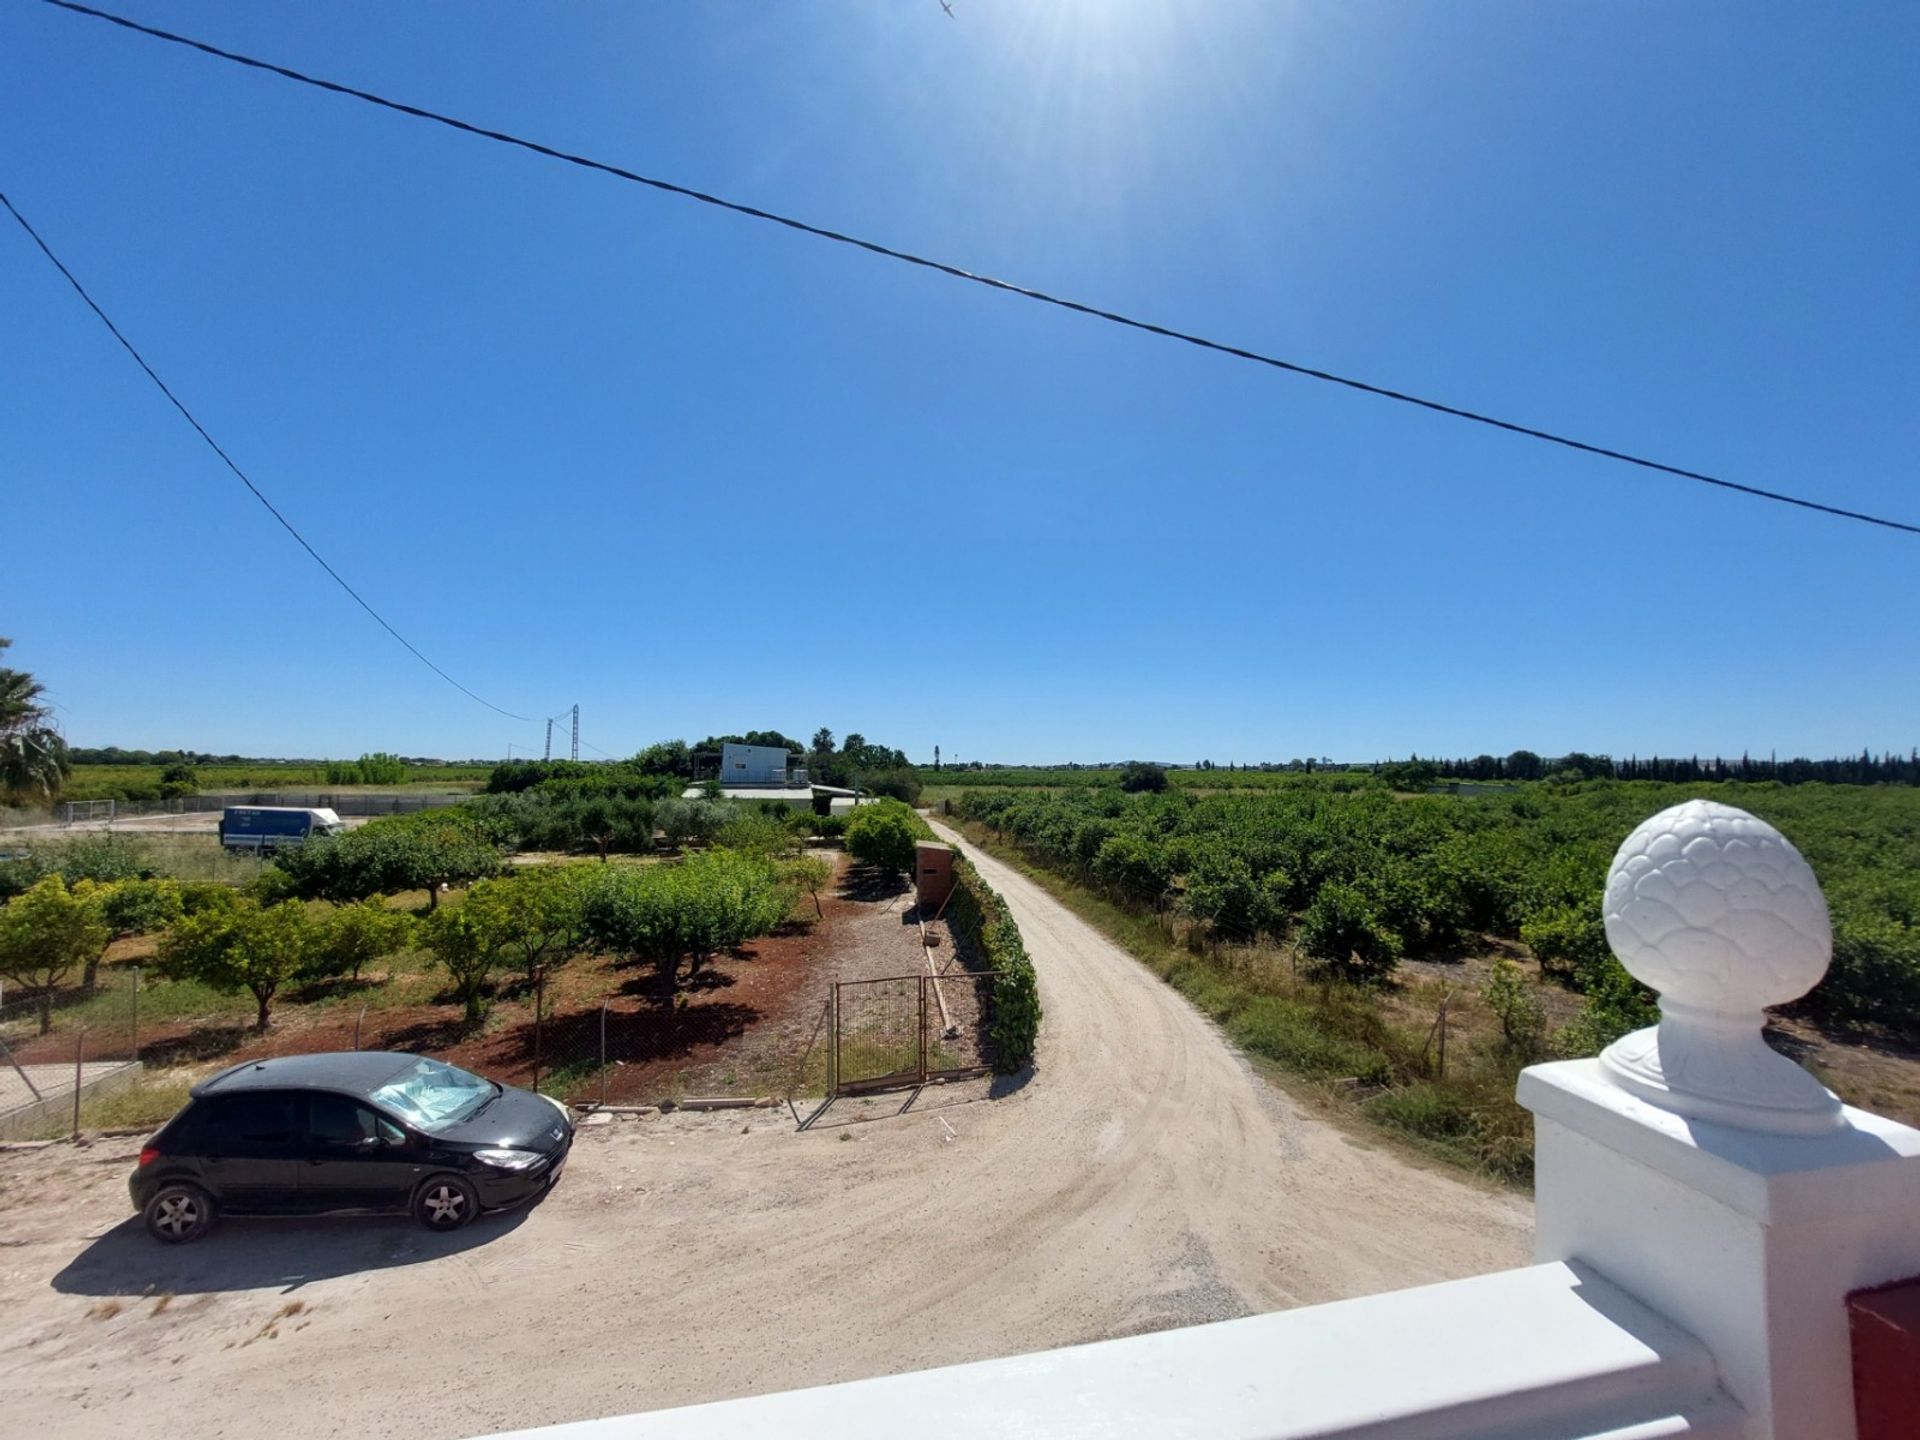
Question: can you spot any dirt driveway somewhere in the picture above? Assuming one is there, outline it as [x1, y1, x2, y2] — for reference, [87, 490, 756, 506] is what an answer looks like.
[0, 823, 1530, 1440]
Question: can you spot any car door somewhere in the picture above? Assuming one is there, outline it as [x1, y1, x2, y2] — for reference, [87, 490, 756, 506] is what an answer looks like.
[301, 1091, 418, 1212]
[198, 1091, 305, 1213]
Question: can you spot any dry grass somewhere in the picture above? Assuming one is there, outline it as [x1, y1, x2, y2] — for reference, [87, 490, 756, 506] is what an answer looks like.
[26, 1075, 197, 1140]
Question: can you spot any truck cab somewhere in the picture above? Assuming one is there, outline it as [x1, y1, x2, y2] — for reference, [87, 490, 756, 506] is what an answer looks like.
[218, 807, 346, 855]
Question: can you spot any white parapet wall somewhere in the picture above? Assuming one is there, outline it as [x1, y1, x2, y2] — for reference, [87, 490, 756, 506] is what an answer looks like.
[480, 1262, 1743, 1440]
[1524, 1062, 1920, 1440]
[477, 800, 1920, 1440]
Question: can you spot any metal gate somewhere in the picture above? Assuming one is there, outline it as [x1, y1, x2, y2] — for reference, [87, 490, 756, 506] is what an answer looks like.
[826, 972, 1001, 1096]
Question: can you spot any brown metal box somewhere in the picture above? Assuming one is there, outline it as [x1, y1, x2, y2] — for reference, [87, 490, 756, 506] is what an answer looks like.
[915, 841, 956, 911]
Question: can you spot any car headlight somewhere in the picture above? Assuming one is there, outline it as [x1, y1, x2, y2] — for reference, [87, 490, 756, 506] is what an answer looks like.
[473, 1148, 546, 1171]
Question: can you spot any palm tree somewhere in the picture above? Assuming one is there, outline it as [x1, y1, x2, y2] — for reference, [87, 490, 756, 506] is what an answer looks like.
[0, 639, 70, 803]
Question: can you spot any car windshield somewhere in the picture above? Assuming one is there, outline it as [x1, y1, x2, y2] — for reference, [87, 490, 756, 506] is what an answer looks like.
[368, 1058, 496, 1130]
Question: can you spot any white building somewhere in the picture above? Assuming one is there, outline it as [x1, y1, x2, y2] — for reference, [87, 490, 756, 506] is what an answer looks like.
[716, 742, 794, 786]
[680, 742, 864, 812]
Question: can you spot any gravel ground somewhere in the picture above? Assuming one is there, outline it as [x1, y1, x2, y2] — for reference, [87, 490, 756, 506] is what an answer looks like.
[0, 822, 1531, 1440]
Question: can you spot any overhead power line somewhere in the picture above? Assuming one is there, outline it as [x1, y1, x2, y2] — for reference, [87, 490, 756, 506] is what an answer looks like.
[36, 0, 1920, 538]
[0, 188, 542, 723]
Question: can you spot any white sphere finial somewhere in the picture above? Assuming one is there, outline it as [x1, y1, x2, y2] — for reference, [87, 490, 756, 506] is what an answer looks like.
[1598, 799, 1844, 1135]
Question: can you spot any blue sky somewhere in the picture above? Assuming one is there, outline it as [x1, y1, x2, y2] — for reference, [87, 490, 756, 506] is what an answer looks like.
[4, 2, 1916, 765]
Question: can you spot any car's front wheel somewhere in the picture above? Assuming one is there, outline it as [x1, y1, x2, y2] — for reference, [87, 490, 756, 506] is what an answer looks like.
[144, 1182, 214, 1244]
[413, 1175, 478, 1232]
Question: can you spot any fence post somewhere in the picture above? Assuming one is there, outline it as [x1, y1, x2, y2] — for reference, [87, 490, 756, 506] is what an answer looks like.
[353, 1004, 367, 1051]
[918, 975, 929, 1085]
[0, 1032, 42, 1102]
[72, 1027, 85, 1139]
[1437, 993, 1450, 1079]
[531, 971, 545, 1094]
[829, 984, 839, 1097]
[130, 967, 140, 1063]
[600, 997, 610, 1108]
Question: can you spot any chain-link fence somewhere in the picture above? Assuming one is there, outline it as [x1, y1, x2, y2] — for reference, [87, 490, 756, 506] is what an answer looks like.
[0, 954, 1006, 1136]
[0, 972, 142, 1068]
[0, 965, 395, 1139]
[0, 973, 145, 1139]
[822, 972, 1003, 1097]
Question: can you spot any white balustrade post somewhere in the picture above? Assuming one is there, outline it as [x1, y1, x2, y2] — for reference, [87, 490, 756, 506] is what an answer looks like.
[1519, 799, 1920, 1440]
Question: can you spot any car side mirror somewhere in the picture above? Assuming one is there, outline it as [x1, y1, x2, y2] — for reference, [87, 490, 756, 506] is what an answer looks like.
[356, 1134, 386, 1151]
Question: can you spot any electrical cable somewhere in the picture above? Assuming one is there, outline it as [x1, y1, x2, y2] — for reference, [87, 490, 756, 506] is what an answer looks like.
[0, 187, 544, 722]
[33, 0, 1920, 538]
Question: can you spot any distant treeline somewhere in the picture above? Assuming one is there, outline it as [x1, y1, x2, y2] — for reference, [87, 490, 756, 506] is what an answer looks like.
[1391, 750, 1920, 788]
[68, 747, 473, 767]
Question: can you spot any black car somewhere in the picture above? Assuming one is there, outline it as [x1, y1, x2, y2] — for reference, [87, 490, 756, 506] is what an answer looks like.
[130, 1051, 573, 1244]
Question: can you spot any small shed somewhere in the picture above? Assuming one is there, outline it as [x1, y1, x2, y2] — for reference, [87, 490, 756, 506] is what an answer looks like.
[915, 841, 956, 911]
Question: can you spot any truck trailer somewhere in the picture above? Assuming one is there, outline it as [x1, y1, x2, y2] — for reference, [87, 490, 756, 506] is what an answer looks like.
[218, 806, 346, 855]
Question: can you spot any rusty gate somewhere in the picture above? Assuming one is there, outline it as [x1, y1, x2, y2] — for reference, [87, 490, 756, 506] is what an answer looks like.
[823, 971, 1003, 1096]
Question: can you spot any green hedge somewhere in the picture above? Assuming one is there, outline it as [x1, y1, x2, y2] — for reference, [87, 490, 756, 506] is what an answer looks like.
[857, 798, 1040, 1073]
[943, 851, 1040, 1074]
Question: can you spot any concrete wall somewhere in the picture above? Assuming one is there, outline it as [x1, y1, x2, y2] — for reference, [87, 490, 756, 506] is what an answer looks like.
[0, 1060, 144, 1140]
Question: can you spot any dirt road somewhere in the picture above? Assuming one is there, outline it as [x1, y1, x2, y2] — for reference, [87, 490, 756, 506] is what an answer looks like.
[0, 824, 1530, 1439]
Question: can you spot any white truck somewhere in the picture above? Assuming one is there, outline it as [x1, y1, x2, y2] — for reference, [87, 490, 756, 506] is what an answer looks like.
[218, 806, 346, 855]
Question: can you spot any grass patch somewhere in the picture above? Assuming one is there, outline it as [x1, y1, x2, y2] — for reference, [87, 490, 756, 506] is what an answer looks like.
[28, 1073, 196, 1139]
[533, 1055, 602, 1102]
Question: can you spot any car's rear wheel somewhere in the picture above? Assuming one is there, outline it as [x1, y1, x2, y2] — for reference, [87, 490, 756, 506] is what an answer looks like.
[144, 1183, 214, 1245]
[413, 1175, 478, 1232]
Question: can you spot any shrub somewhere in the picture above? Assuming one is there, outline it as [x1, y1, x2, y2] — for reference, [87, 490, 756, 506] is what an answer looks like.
[656, 797, 734, 849]
[717, 811, 802, 859]
[1481, 958, 1546, 1061]
[157, 900, 314, 1030]
[307, 900, 415, 984]
[100, 877, 184, 939]
[811, 812, 849, 840]
[558, 795, 655, 860]
[0, 848, 55, 902]
[324, 752, 407, 786]
[1555, 957, 1659, 1056]
[1184, 847, 1262, 942]
[158, 762, 198, 799]
[779, 854, 834, 919]
[845, 800, 921, 876]
[865, 768, 923, 806]
[1520, 902, 1609, 984]
[0, 876, 110, 1031]
[274, 820, 503, 909]
[463, 867, 589, 986]
[1297, 883, 1402, 981]
[55, 832, 147, 885]
[581, 849, 787, 1000]
[179, 881, 244, 916]
[422, 901, 509, 1022]
[1120, 761, 1168, 793]
[1091, 833, 1172, 909]
[1809, 909, 1920, 1029]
